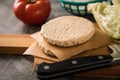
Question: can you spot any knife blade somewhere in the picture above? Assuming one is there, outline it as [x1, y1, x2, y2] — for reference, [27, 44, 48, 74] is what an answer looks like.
[37, 44, 120, 79]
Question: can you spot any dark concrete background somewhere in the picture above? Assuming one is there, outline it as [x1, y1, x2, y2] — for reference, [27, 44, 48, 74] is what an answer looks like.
[0, 0, 118, 80]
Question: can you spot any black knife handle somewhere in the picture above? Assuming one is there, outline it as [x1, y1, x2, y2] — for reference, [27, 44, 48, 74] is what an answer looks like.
[37, 55, 113, 79]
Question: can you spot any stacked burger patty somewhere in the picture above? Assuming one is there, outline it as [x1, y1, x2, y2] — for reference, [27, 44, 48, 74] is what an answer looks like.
[40, 16, 95, 57]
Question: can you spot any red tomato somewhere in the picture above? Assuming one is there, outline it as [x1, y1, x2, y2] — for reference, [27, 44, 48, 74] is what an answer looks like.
[13, 0, 51, 25]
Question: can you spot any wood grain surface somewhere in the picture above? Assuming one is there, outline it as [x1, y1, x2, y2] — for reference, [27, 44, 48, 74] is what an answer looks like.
[0, 33, 120, 79]
[0, 34, 35, 54]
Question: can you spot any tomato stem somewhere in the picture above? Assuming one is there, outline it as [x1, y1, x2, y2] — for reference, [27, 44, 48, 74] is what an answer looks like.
[29, 0, 36, 3]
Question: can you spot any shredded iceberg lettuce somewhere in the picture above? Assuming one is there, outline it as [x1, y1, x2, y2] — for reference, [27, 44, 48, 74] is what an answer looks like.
[112, 0, 120, 5]
[91, 1, 120, 39]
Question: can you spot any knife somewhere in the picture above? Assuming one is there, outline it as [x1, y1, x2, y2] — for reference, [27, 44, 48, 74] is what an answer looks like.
[37, 44, 120, 79]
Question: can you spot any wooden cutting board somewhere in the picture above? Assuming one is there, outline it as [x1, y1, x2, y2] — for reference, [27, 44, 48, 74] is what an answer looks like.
[0, 34, 34, 54]
[0, 34, 120, 78]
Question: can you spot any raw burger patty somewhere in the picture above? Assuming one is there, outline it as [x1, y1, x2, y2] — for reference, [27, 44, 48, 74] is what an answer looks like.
[40, 16, 95, 47]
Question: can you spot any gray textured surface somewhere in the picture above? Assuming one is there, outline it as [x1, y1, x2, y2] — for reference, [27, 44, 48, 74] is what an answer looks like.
[0, 0, 118, 80]
[0, 0, 70, 34]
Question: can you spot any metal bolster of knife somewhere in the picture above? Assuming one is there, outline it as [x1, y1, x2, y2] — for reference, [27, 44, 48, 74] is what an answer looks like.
[109, 44, 120, 65]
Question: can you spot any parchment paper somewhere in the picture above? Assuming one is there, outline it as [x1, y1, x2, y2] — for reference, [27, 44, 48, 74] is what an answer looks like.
[25, 27, 112, 61]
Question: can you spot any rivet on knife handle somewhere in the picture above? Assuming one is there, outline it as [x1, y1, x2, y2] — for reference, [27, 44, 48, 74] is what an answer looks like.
[37, 55, 113, 79]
